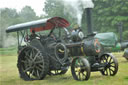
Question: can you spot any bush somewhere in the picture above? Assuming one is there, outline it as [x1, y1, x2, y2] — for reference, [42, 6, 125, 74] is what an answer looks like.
[123, 31, 128, 40]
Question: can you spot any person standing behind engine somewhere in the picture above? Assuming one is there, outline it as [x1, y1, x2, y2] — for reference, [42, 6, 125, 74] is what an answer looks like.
[71, 25, 84, 42]
[30, 30, 39, 41]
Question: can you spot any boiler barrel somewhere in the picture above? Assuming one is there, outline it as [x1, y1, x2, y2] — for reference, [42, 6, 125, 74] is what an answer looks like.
[83, 38, 101, 56]
[66, 38, 101, 57]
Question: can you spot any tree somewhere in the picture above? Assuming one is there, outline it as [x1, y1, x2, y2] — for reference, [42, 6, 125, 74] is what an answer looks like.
[43, 0, 79, 28]
[19, 6, 39, 22]
[0, 6, 39, 48]
[43, 0, 64, 17]
[0, 8, 19, 48]
[89, 0, 128, 41]
[93, 0, 128, 33]
[123, 31, 128, 40]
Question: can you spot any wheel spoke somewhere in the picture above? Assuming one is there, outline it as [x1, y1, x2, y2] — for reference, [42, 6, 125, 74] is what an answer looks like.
[33, 52, 40, 61]
[77, 59, 81, 67]
[101, 59, 105, 63]
[37, 70, 40, 78]
[24, 63, 30, 69]
[32, 49, 36, 57]
[39, 64, 44, 69]
[109, 68, 112, 75]
[110, 65, 115, 68]
[82, 72, 86, 80]
[107, 55, 110, 61]
[104, 71, 107, 75]
[109, 57, 112, 63]
[31, 69, 35, 76]
[36, 66, 42, 71]
[21, 60, 27, 64]
[78, 72, 81, 80]
[24, 67, 32, 72]
[109, 68, 114, 72]
[75, 68, 79, 72]
[105, 56, 108, 62]
[106, 69, 108, 75]
[25, 51, 34, 60]
[110, 62, 114, 64]
[104, 56, 107, 61]
[35, 60, 43, 64]
[29, 51, 33, 60]
[24, 56, 30, 61]
[24, 51, 30, 57]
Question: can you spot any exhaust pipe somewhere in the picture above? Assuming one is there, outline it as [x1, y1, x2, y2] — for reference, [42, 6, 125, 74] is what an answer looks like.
[86, 8, 93, 35]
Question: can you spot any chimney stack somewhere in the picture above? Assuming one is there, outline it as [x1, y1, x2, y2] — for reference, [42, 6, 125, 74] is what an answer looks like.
[86, 8, 93, 35]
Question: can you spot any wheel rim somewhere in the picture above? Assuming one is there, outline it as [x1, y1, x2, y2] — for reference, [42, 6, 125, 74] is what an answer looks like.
[100, 54, 118, 76]
[20, 47, 44, 80]
[71, 57, 90, 81]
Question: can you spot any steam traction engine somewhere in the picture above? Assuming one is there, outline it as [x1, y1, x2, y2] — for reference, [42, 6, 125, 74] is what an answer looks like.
[6, 17, 118, 81]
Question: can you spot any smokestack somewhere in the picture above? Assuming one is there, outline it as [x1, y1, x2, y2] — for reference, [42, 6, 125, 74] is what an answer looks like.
[117, 22, 123, 43]
[86, 8, 93, 34]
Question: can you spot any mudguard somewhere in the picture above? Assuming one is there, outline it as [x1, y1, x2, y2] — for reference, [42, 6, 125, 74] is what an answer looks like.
[29, 39, 45, 52]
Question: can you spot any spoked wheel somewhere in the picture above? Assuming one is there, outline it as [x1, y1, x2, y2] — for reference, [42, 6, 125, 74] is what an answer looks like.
[17, 46, 49, 80]
[49, 69, 68, 75]
[123, 49, 128, 61]
[71, 57, 91, 81]
[125, 58, 128, 60]
[100, 53, 118, 76]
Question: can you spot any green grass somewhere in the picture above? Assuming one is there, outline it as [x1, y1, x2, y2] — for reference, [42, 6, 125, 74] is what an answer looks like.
[0, 52, 128, 85]
[0, 46, 17, 56]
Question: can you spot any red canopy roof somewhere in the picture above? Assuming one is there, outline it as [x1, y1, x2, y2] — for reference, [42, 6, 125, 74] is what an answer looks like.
[30, 17, 70, 32]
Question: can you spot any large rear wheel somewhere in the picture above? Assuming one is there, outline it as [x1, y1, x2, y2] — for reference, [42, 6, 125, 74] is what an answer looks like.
[71, 57, 91, 81]
[17, 46, 49, 80]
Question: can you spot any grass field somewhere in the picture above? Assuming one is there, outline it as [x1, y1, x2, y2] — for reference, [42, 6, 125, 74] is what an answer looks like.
[0, 50, 128, 85]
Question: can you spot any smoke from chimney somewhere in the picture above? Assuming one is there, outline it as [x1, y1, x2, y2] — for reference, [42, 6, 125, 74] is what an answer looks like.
[62, 0, 94, 26]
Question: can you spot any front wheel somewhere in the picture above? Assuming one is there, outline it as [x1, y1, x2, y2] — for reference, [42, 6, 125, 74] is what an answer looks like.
[100, 53, 118, 76]
[71, 57, 91, 81]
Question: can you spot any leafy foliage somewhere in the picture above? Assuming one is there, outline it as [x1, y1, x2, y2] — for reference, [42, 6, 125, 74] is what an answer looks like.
[0, 6, 39, 48]
[43, 0, 79, 27]
[93, 0, 128, 33]
[123, 31, 128, 40]
[19, 6, 39, 22]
